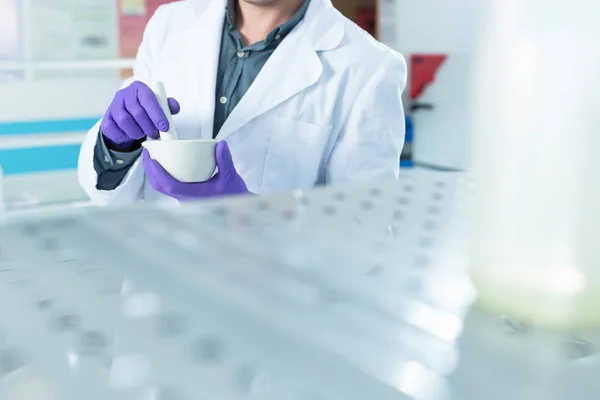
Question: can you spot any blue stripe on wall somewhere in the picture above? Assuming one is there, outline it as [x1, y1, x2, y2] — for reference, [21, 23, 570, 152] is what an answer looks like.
[0, 117, 100, 136]
[0, 144, 81, 175]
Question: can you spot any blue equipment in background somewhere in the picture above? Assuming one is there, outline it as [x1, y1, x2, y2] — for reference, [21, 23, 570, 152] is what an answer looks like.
[400, 115, 414, 168]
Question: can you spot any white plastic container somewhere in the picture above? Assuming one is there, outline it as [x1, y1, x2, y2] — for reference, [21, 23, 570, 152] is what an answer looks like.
[468, 1, 600, 328]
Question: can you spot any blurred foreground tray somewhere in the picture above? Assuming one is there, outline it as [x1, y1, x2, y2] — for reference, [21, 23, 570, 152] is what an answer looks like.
[1, 169, 598, 399]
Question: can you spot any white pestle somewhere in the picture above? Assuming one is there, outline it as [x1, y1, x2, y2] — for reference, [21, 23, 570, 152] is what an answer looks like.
[150, 81, 179, 141]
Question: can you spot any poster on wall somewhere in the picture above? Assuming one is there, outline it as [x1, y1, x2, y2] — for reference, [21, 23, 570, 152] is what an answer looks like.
[0, 0, 25, 82]
[28, 0, 118, 62]
[27, 0, 119, 79]
[118, 0, 179, 77]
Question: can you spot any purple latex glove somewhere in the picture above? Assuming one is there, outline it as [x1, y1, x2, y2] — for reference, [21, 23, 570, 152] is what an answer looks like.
[143, 141, 249, 201]
[101, 81, 181, 150]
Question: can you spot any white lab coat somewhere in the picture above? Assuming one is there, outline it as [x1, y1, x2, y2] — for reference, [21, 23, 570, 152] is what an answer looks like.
[78, 0, 407, 207]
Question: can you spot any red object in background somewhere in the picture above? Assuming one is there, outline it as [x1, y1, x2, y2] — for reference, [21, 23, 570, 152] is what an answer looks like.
[356, 8, 376, 36]
[118, 0, 179, 77]
[409, 54, 447, 100]
[119, 0, 179, 59]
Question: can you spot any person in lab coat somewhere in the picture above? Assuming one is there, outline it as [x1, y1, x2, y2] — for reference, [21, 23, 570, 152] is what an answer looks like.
[78, 0, 407, 206]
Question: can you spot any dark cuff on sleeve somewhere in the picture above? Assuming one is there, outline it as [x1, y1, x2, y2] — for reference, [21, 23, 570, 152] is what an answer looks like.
[94, 131, 142, 191]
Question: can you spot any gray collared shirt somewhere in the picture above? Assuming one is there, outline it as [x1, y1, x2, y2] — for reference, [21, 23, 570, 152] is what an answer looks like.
[213, 0, 310, 138]
[94, 0, 310, 190]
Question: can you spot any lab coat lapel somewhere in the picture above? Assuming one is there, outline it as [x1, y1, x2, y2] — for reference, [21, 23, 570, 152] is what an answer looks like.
[217, 34, 320, 140]
[216, 0, 344, 140]
[177, 0, 226, 139]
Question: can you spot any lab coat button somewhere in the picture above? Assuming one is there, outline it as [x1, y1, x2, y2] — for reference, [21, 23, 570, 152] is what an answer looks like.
[220, 96, 228, 104]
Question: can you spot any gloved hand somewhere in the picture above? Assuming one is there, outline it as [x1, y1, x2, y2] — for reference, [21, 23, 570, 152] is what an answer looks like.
[100, 81, 180, 150]
[143, 141, 249, 201]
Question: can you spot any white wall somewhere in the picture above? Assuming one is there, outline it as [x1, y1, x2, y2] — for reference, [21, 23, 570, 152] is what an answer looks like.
[0, 73, 126, 209]
[382, 0, 489, 170]
[0, 75, 123, 120]
[0, 0, 134, 210]
[392, 0, 488, 55]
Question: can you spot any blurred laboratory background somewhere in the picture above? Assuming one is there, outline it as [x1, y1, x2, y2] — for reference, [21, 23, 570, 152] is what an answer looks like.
[0, 0, 484, 212]
[2, 0, 600, 399]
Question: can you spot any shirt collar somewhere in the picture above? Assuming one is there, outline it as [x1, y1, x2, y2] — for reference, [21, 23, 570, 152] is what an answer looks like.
[226, 0, 311, 41]
[226, 0, 236, 28]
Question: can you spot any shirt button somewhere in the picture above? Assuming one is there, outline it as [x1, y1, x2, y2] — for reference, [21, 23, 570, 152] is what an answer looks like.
[219, 96, 228, 104]
[275, 34, 281, 40]
[237, 51, 245, 58]
[115, 159, 124, 165]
